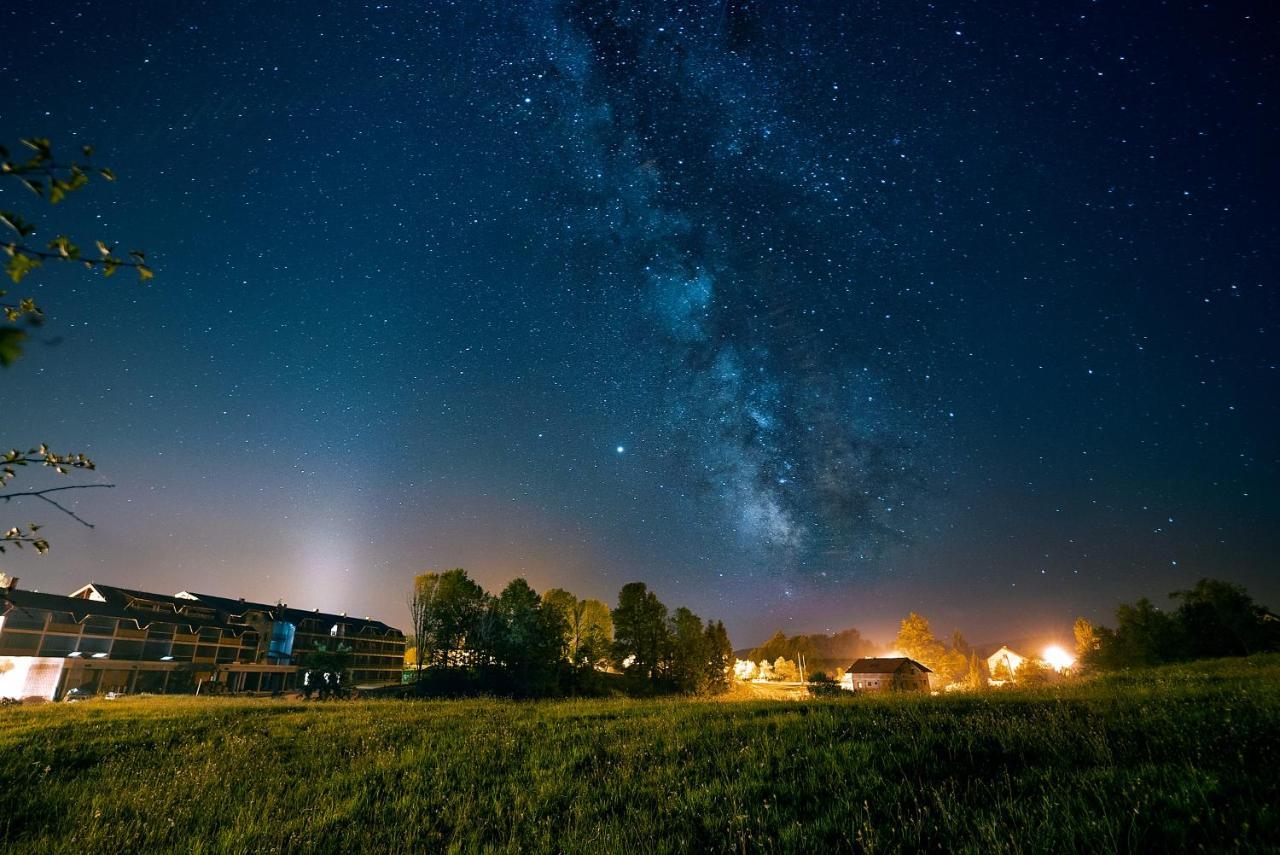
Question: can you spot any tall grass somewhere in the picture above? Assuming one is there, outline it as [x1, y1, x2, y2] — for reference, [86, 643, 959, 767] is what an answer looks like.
[2, 655, 1277, 852]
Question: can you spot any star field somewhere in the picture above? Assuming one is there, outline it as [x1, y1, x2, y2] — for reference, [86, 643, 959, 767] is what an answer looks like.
[2, 1, 1275, 644]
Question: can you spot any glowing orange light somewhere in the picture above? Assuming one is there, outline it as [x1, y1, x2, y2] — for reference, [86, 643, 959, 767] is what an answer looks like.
[1042, 645, 1075, 671]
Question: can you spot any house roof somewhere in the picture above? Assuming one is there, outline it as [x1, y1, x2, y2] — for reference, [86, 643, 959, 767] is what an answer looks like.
[846, 657, 932, 675]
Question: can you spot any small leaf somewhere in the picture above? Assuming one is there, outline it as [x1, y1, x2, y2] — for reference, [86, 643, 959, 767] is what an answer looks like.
[99, 167, 116, 182]
[21, 138, 52, 159]
[0, 327, 26, 365]
[5, 253, 40, 284]
[0, 211, 34, 237]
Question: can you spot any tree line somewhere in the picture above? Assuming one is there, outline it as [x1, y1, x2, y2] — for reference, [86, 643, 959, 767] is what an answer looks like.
[1077, 578, 1280, 671]
[407, 570, 732, 697]
[747, 627, 878, 679]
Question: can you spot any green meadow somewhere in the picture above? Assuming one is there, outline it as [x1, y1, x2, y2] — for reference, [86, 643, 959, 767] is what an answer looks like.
[2, 655, 1277, 853]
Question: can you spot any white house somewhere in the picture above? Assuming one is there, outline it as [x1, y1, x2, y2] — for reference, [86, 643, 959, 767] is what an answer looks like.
[986, 645, 1025, 682]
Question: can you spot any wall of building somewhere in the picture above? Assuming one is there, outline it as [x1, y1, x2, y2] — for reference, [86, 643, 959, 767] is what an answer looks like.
[0, 593, 405, 699]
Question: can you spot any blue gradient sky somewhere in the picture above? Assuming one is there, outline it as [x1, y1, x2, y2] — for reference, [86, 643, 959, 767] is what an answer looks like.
[3, 1, 1276, 646]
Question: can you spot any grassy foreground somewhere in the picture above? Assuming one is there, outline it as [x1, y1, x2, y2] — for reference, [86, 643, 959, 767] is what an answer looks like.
[2, 656, 1277, 853]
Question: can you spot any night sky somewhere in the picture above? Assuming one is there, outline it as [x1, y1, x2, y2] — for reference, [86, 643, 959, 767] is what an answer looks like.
[3, 1, 1276, 646]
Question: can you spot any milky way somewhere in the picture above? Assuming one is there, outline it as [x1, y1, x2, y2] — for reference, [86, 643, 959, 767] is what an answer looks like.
[515, 2, 931, 571]
[4, 1, 1275, 640]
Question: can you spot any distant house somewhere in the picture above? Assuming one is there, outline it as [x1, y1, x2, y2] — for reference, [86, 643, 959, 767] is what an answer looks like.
[840, 657, 932, 693]
[986, 645, 1025, 682]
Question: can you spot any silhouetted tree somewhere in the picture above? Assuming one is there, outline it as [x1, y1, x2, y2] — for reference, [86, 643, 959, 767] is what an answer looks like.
[543, 587, 613, 669]
[1088, 598, 1185, 669]
[410, 569, 487, 669]
[704, 620, 733, 694]
[748, 627, 876, 674]
[1172, 578, 1279, 658]
[612, 582, 670, 681]
[485, 578, 567, 696]
[668, 607, 708, 693]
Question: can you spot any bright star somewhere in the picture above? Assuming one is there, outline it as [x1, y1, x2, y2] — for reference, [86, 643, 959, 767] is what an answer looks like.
[615, 445, 625, 454]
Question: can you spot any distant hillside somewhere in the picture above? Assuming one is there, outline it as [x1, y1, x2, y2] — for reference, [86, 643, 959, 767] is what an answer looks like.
[742, 628, 881, 678]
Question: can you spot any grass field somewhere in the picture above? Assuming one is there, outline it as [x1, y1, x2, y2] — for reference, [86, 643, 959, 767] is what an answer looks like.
[2, 655, 1277, 853]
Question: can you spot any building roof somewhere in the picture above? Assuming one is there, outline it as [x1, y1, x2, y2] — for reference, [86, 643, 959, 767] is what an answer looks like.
[846, 657, 932, 675]
[3, 581, 401, 637]
[177, 591, 402, 636]
[986, 645, 1025, 662]
[4, 586, 235, 633]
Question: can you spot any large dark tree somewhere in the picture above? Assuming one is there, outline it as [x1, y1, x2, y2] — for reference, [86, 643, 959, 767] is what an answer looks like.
[668, 606, 707, 694]
[1172, 579, 1279, 659]
[485, 578, 568, 696]
[611, 582, 670, 681]
[1090, 598, 1187, 669]
[408, 568, 488, 669]
[542, 587, 613, 669]
[703, 620, 733, 694]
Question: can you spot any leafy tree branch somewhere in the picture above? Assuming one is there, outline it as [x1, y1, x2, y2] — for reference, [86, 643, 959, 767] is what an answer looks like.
[0, 137, 154, 365]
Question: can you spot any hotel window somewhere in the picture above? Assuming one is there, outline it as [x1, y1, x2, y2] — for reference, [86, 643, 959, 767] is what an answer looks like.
[83, 615, 117, 635]
[0, 631, 41, 653]
[78, 636, 112, 655]
[143, 639, 173, 660]
[112, 639, 144, 659]
[3, 608, 48, 631]
[39, 634, 80, 656]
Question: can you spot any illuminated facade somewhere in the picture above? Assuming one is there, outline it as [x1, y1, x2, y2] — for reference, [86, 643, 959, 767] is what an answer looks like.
[985, 645, 1026, 682]
[0, 579, 404, 700]
[840, 657, 932, 693]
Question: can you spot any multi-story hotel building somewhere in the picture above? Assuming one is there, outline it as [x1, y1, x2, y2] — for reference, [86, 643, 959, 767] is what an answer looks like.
[0, 577, 405, 700]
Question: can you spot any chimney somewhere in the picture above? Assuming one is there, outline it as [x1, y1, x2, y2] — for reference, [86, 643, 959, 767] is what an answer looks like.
[0, 573, 18, 592]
